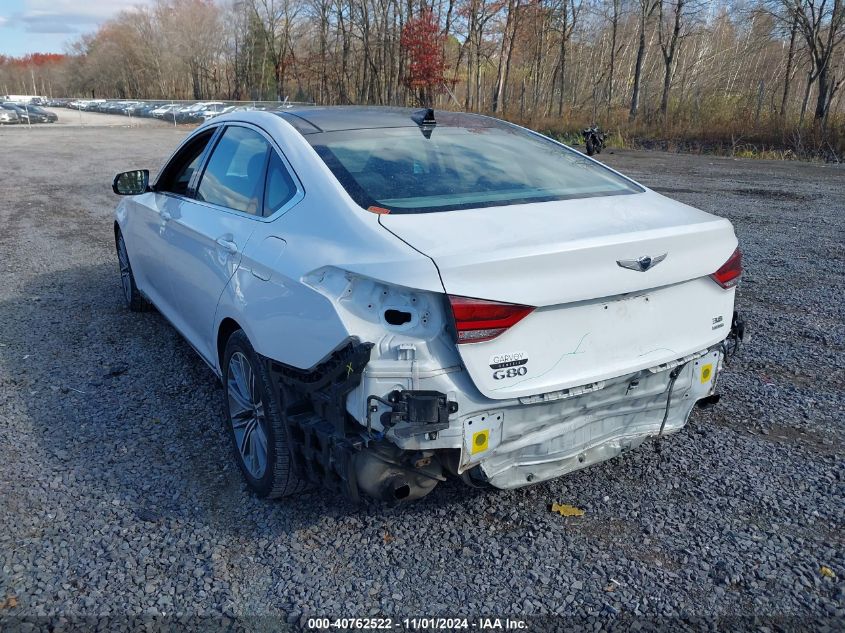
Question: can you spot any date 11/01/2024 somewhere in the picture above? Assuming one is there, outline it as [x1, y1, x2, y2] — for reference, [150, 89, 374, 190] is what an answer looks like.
[307, 617, 528, 630]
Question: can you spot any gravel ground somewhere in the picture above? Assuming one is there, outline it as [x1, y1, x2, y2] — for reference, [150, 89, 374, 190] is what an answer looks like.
[0, 126, 842, 629]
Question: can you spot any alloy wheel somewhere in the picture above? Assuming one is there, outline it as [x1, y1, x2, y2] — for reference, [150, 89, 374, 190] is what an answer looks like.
[227, 351, 269, 480]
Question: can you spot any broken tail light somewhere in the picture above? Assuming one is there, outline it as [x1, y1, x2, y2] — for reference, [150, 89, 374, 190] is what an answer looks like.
[448, 295, 535, 344]
[711, 247, 743, 289]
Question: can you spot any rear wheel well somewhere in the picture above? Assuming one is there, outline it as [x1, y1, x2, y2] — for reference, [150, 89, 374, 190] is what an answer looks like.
[217, 318, 243, 373]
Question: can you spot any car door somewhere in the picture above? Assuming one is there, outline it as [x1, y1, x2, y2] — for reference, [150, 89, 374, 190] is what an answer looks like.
[123, 126, 218, 313]
[160, 124, 272, 364]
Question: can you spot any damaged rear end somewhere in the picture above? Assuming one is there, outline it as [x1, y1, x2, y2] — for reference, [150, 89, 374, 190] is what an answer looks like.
[282, 116, 745, 502]
[272, 222, 744, 501]
[363, 191, 745, 493]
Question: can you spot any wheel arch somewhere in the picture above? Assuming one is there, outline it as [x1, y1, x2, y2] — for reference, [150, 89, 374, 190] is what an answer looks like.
[217, 317, 244, 375]
[113, 221, 124, 250]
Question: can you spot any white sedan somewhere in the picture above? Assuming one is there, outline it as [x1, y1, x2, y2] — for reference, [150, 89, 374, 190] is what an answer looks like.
[112, 107, 744, 502]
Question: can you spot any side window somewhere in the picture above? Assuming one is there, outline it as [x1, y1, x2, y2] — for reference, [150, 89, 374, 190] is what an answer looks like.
[263, 151, 297, 216]
[196, 126, 270, 215]
[156, 129, 215, 196]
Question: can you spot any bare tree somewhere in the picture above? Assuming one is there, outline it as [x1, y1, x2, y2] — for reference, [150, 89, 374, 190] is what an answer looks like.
[5, 0, 841, 148]
[492, 0, 523, 113]
[772, 0, 845, 122]
[630, 0, 659, 119]
[657, 0, 696, 119]
[605, 0, 623, 108]
[780, 9, 800, 116]
[251, 0, 302, 101]
[551, 0, 582, 116]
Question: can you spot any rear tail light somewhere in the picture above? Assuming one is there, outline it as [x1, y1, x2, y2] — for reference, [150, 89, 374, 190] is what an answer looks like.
[448, 295, 535, 344]
[711, 247, 742, 289]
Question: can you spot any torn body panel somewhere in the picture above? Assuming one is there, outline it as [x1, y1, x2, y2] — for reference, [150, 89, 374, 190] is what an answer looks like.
[353, 327, 723, 490]
[271, 266, 733, 497]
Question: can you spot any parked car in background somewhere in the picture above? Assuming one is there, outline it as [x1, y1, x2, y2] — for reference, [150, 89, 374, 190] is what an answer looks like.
[0, 107, 20, 124]
[111, 107, 744, 504]
[1, 103, 28, 123]
[23, 104, 58, 122]
[175, 102, 226, 123]
[173, 104, 205, 123]
[169, 103, 198, 122]
[82, 100, 107, 110]
[135, 103, 165, 117]
[2, 103, 35, 124]
[197, 102, 228, 121]
[214, 105, 252, 118]
[2, 102, 56, 123]
[151, 103, 180, 118]
[44, 98, 307, 123]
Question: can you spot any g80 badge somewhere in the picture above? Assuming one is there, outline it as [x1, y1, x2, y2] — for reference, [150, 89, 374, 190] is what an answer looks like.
[489, 351, 528, 380]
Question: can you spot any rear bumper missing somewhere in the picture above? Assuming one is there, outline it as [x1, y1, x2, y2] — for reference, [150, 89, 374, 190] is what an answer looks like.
[472, 313, 746, 490]
[287, 318, 746, 499]
[467, 349, 722, 489]
[361, 345, 726, 491]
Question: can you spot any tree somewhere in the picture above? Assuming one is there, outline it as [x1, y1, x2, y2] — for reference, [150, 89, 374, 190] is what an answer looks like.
[657, 0, 695, 119]
[5, 0, 844, 145]
[251, 0, 302, 101]
[159, 0, 224, 99]
[492, 0, 523, 113]
[630, 0, 658, 119]
[605, 0, 623, 108]
[401, 9, 448, 105]
[771, 0, 845, 122]
[552, 0, 582, 116]
[780, 9, 800, 117]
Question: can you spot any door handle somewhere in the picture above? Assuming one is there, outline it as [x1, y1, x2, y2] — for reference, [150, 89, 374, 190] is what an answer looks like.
[160, 210, 172, 222]
[215, 237, 238, 254]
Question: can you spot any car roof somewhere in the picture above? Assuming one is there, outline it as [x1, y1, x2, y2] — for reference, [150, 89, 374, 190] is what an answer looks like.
[274, 106, 506, 135]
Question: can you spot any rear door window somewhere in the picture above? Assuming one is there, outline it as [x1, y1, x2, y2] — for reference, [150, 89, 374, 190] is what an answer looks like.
[196, 126, 271, 215]
[263, 151, 297, 216]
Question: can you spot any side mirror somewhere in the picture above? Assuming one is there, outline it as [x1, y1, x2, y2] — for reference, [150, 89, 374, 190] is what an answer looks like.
[112, 169, 150, 195]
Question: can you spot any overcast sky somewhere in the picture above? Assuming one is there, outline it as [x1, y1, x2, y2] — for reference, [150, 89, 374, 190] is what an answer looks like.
[0, 0, 155, 56]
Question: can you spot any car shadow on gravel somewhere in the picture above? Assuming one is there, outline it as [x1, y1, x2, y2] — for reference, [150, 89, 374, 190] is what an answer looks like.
[0, 262, 492, 532]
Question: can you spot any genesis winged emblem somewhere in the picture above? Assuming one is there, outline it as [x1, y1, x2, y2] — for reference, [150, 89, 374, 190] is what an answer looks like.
[616, 253, 667, 272]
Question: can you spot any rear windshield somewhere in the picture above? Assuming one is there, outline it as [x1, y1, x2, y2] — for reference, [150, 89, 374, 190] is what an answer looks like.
[308, 125, 642, 214]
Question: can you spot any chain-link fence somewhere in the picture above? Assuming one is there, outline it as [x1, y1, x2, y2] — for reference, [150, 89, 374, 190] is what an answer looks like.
[0, 97, 315, 128]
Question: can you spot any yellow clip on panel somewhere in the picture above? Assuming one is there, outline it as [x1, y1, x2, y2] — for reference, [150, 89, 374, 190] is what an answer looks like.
[471, 430, 489, 454]
[700, 363, 713, 383]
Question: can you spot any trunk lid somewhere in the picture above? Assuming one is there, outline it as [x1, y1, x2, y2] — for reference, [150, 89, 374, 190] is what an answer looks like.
[380, 190, 738, 400]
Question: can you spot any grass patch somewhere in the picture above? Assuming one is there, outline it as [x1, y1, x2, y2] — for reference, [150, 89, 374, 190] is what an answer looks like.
[501, 106, 844, 162]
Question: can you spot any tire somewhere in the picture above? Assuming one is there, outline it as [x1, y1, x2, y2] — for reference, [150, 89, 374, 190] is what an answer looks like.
[585, 136, 596, 156]
[222, 329, 308, 498]
[116, 231, 150, 312]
